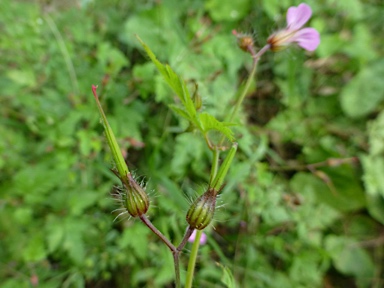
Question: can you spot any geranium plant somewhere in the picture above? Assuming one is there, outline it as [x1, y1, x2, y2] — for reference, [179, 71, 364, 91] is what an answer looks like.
[92, 3, 320, 287]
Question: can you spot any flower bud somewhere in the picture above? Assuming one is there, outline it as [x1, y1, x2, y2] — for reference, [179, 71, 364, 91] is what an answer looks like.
[186, 188, 217, 230]
[232, 30, 254, 53]
[191, 81, 202, 111]
[122, 173, 149, 217]
[192, 91, 202, 111]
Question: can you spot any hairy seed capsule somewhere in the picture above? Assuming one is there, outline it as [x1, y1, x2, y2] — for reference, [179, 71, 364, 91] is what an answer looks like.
[232, 30, 254, 53]
[123, 174, 149, 217]
[186, 188, 217, 230]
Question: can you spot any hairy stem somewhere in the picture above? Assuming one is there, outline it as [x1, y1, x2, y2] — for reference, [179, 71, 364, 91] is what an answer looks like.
[177, 226, 195, 252]
[139, 215, 182, 287]
[172, 226, 195, 288]
[173, 252, 181, 288]
[139, 215, 176, 252]
[184, 44, 270, 287]
[185, 147, 221, 287]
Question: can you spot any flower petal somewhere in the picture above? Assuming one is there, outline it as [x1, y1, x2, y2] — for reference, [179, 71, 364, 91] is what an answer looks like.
[200, 232, 207, 245]
[292, 28, 320, 51]
[188, 230, 207, 245]
[287, 3, 312, 30]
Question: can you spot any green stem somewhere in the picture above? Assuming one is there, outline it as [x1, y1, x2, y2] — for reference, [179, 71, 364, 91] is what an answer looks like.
[229, 64, 256, 124]
[185, 229, 203, 288]
[209, 148, 220, 186]
[228, 44, 270, 124]
[185, 146, 223, 287]
[173, 226, 195, 288]
[184, 44, 270, 287]
[211, 143, 238, 190]
[217, 44, 269, 150]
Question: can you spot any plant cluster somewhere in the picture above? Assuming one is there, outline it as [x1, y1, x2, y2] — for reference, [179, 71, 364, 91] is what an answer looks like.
[1, 0, 384, 287]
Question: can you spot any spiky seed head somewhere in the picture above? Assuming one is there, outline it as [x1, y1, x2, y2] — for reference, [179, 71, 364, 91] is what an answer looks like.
[122, 173, 150, 217]
[186, 188, 217, 230]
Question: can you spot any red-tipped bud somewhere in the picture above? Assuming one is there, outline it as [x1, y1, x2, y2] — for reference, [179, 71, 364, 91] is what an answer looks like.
[186, 188, 217, 230]
[232, 30, 254, 53]
[123, 174, 150, 217]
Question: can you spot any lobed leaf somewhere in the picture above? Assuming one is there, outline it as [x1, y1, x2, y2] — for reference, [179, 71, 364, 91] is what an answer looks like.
[199, 113, 235, 142]
[136, 35, 197, 120]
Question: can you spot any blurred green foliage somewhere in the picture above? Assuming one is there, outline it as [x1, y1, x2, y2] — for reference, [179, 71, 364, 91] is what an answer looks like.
[1, 0, 384, 287]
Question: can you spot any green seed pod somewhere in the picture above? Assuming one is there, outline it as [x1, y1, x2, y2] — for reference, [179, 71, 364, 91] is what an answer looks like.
[123, 174, 150, 217]
[186, 188, 217, 230]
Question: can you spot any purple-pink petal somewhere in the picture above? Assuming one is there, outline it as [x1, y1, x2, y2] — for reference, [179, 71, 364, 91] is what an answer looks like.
[200, 232, 207, 244]
[188, 230, 207, 245]
[286, 3, 312, 31]
[292, 27, 320, 51]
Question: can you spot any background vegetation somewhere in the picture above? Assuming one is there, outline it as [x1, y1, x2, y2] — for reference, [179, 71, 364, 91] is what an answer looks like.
[1, 0, 384, 287]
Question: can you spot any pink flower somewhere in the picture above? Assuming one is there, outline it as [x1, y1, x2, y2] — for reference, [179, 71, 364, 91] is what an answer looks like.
[267, 3, 320, 52]
[188, 230, 207, 245]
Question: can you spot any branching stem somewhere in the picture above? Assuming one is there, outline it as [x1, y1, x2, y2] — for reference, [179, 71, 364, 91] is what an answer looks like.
[184, 43, 270, 288]
[139, 215, 176, 253]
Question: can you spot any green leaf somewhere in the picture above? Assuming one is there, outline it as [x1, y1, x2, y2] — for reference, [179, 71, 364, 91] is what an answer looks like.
[262, 0, 289, 19]
[7, 69, 37, 87]
[63, 218, 86, 265]
[170, 133, 205, 178]
[219, 264, 236, 288]
[46, 217, 65, 253]
[361, 154, 384, 224]
[136, 36, 197, 121]
[132, 63, 157, 99]
[153, 249, 174, 286]
[289, 249, 329, 286]
[340, 60, 384, 118]
[362, 111, 384, 224]
[64, 272, 85, 288]
[361, 155, 384, 198]
[343, 24, 377, 63]
[325, 236, 375, 282]
[206, 0, 251, 22]
[13, 164, 64, 204]
[199, 113, 235, 142]
[291, 171, 365, 212]
[330, 0, 363, 20]
[118, 224, 149, 261]
[316, 34, 344, 58]
[367, 111, 384, 156]
[97, 42, 129, 75]
[22, 233, 47, 262]
[168, 104, 192, 122]
[365, 193, 384, 225]
[69, 190, 100, 216]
